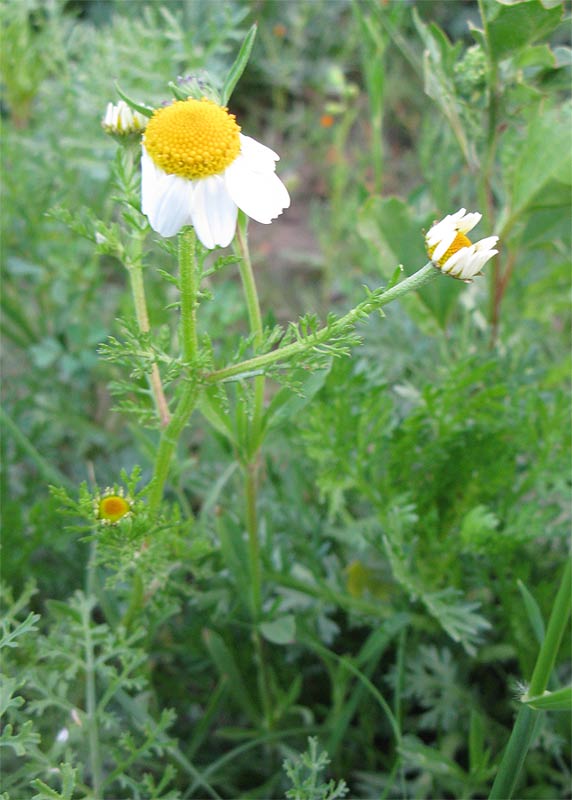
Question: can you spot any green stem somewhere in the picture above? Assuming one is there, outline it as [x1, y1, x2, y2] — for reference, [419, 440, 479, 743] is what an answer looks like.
[128, 262, 171, 428]
[489, 558, 572, 799]
[235, 217, 273, 727]
[148, 380, 199, 515]
[245, 462, 262, 616]
[206, 262, 438, 384]
[178, 227, 199, 365]
[237, 220, 265, 436]
[148, 228, 201, 514]
[83, 601, 103, 798]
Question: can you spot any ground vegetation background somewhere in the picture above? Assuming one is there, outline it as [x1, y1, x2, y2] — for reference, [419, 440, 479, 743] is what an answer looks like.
[1, 1, 571, 798]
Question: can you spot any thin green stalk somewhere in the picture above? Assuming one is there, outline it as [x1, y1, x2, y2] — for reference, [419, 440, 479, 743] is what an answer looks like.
[245, 463, 262, 616]
[236, 218, 265, 437]
[235, 217, 273, 727]
[178, 227, 199, 364]
[206, 262, 438, 384]
[148, 228, 201, 514]
[128, 263, 171, 428]
[83, 601, 103, 798]
[148, 380, 199, 515]
[489, 558, 572, 799]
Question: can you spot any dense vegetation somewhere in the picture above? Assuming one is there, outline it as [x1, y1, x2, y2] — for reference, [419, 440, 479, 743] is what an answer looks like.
[2, 1, 570, 798]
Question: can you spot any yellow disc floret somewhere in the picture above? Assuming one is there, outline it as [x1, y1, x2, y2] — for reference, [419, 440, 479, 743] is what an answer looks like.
[143, 98, 241, 179]
[428, 231, 472, 266]
[98, 493, 131, 524]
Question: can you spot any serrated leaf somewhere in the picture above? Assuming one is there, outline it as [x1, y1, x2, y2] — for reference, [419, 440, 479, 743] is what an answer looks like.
[32, 764, 77, 800]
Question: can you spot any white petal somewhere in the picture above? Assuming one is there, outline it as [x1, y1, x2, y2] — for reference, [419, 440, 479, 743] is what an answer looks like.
[457, 212, 481, 234]
[441, 248, 468, 275]
[474, 235, 499, 251]
[224, 155, 290, 224]
[190, 176, 238, 249]
[426, 218, 454, 247]
[239, 134, 280, 173]
[141, 148, 193, 237]
[432, 230, 457, 263]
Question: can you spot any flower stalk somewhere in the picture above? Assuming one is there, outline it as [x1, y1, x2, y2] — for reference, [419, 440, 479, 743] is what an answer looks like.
[127, 240, 171, 428]
[148, 228, 201, 514]
[206, 261, 439, 385]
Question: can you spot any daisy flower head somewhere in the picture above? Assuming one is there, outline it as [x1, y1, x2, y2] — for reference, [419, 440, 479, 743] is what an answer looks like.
[141, 97, 290, 249]
[425, 208, 499, 282]
[102, 100, 148, 137]
[95, 487, 133, 525]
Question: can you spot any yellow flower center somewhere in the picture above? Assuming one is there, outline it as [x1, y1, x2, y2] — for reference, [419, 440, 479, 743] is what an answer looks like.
[143, 98, 241, 180]
[428, 231, 472, 266]
[99, 495, 131, 523]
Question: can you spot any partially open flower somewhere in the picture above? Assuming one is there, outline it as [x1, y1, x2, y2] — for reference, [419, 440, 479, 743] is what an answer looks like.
[426, 208, 499, 282]
[102, 100, 148, 136]
[95, 488, 132, 524]
[141, 97, 290, 248]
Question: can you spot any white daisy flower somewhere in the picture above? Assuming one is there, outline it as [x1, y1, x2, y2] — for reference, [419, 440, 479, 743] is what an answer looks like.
[102, 100, 147, 136]
[426, 208, 499, 282]
[140, 97, 290, 249]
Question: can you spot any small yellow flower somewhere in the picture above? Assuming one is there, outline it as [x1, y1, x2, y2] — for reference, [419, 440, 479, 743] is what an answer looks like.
[95, 488, 132, 524]
[141, 97, 290, 248]
[102, 100, 147, 136]
[426, 208, 499, 282]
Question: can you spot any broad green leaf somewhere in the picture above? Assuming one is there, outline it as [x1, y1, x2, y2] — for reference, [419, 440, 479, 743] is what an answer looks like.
[508, 103, 572, 221]
[259, 615, 296, 645]
[523, 685, 572, 711]
[221, 24, 257, 106]
[486, 0, 563, 61]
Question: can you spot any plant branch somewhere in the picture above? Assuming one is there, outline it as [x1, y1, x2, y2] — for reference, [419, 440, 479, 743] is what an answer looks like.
[205, 262, 438, 384]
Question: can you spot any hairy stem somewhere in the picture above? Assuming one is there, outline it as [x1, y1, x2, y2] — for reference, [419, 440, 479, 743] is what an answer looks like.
[148, 228, 200, 514]
[178, 227, 199, 364]
[206, 262, 438, 385]
[128, 264, 171, 428]
[237, 221, 265, 438]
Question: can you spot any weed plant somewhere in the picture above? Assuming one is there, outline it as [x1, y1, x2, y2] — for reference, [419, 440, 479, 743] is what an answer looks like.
[1, 1, 570, 799]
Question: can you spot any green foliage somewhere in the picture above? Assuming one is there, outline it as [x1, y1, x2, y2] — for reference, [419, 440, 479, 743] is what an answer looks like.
[2, 0, 570, 798]
[283, 738, 348, 800]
